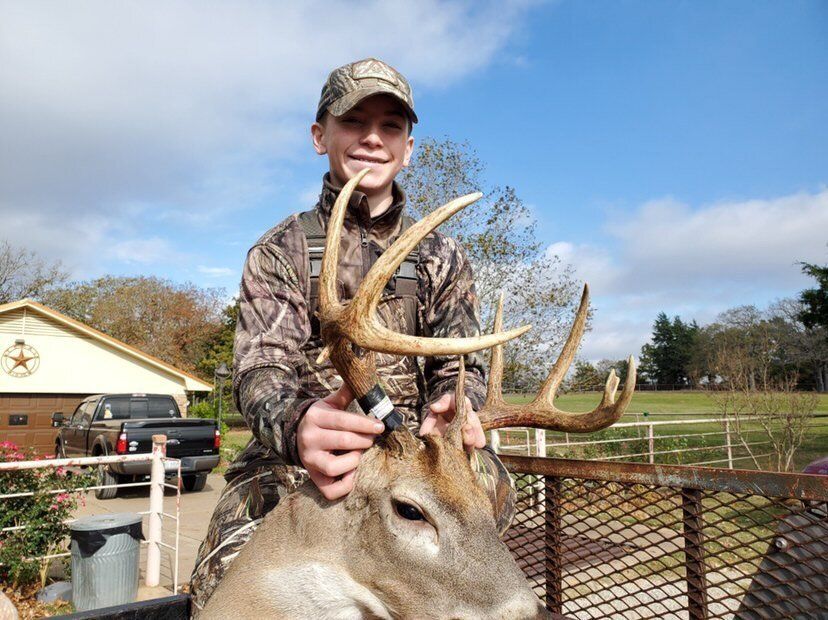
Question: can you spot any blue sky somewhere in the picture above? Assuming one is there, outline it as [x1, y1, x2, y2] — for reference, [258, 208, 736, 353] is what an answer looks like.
[1, 0, 826, 360]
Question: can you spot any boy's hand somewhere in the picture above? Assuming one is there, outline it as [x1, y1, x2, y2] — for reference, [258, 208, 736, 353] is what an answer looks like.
[297, 384, 384, 501]
[419, 393, 486, 451]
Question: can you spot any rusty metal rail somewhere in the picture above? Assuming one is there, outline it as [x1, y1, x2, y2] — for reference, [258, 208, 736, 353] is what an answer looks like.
[501, 456, 828, 619]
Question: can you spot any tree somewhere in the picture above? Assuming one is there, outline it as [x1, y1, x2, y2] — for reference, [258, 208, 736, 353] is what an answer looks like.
[569, 360, 602, 391]
[709, 354, 816, 472]
[42, 276, 224, 375]
[195, 301, 239, 414]
[798, 261, 828, 331]
[639, 313, 699, 386]
[568, 358, 630, 391]
[798, 261, 828, 391]
[595, 358, 631, 385]
[0, 241, 67, 304]
[401, 137, 581, 389]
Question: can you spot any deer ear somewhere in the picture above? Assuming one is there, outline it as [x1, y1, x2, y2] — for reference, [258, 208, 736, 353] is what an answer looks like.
[444, 356, 467, 451]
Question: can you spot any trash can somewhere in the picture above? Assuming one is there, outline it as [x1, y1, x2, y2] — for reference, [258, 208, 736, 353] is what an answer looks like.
[70, 513, 143, 611]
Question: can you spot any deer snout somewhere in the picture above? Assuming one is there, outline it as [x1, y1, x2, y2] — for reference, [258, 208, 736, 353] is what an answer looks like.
[489, 589, 552, 620]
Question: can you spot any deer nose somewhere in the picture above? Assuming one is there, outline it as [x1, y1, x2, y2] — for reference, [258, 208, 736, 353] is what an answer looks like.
[489, 591, 552, 619]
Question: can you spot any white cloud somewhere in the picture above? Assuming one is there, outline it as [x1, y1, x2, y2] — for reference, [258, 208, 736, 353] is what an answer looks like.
[110, 237, 182, 265]
[613, 190, 828, 289]
[0, 1, 535, 212]
[0, 0, 537, 277]
[548, 189, 828, 361]
[197, 266, 234, 278]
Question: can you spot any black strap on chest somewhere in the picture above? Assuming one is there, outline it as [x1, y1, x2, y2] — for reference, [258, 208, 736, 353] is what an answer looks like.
[297, 209, 420, 338]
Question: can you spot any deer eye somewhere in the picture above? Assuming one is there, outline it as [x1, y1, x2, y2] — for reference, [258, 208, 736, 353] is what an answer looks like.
[394, 500, 424, 521]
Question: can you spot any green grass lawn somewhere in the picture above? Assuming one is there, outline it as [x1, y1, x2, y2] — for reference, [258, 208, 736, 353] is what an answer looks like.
[508, 389, 828, 415]
[220, 391, 828, 472]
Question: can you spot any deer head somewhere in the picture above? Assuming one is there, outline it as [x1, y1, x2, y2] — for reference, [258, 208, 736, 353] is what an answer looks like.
[316, 169, 635, 617]
[200, 170, 635, 619]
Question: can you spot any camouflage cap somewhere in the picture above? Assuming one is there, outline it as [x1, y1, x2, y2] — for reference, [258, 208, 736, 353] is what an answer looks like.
[316, 58, 418, 125]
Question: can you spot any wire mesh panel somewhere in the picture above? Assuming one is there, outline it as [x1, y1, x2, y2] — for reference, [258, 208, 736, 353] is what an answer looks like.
[501, 456, 828, 620]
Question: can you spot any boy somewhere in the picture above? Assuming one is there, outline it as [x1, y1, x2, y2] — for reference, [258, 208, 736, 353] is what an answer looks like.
[190, 58, 514, 611]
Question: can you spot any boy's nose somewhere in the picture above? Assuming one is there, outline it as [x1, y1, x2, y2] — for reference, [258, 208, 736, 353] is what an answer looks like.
[360, 128, 383, 148]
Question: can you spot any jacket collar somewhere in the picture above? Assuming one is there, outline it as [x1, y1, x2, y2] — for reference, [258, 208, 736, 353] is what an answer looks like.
[317, 173, 407, 234]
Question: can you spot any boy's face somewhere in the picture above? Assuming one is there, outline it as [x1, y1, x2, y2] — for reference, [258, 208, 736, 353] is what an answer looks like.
[311, 94, 414, 197]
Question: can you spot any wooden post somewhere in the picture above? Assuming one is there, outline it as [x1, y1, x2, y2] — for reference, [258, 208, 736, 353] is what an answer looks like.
[544, 476, 563, 614]
[490, 429, 500, 453]
[146, 434, 166, 588]
[681, 488, 709, 620]
[648, 423, 655, 464]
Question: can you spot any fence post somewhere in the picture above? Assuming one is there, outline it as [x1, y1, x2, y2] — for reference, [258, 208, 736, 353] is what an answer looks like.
[146, 434, 166, 588]
[724, 418, 734, 469]
[544, 476, 563, 614]
[490, 430, 500, 453]
[681, 488, 709, 620]
[647, 423, 655, 464]
[535, 429, 546, 457]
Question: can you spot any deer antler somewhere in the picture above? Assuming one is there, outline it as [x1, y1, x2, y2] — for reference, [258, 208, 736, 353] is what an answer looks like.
[477, 285, 636, 433]
[318, 169, 531, 412]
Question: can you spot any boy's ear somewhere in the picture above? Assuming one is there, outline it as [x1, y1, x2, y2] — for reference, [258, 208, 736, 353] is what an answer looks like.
[311, 122, 327, 155]
[402, 135, 414, 167]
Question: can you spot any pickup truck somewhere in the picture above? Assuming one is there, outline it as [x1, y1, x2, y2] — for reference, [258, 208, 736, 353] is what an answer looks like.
[52, 393, 220, 499]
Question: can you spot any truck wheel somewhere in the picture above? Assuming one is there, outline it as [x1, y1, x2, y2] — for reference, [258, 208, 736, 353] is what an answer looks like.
[182, 474, 207, 493]
[95, 465, 119, 500]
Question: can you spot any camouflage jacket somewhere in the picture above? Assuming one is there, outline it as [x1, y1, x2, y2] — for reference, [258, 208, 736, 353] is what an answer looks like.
[227, 174, 488, 479]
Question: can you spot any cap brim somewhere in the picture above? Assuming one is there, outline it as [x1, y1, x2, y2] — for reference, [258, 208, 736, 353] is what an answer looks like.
[326, 84, 418, 124]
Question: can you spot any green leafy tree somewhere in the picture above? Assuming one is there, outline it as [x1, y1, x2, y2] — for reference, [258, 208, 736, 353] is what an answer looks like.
[796, 262, 828, 391]
[799, 262, 828, 330]
[401, 137, 581, 389]
[195, 301, 239, 414]
[639, 313, 699, 386]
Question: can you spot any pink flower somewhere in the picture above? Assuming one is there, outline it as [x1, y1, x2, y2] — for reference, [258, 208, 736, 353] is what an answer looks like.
[56, 493, 70, 503]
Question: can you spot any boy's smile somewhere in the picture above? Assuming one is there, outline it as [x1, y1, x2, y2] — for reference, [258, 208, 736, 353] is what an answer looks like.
[312, 94, 414, 216]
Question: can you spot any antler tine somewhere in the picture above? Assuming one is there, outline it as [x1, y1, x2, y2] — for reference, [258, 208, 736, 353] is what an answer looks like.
[333, 187, 530, 357]
[444, 356, 467, 449]
[478, 284, 637, 434]
[534, 284, 590, 405]
[483, 292, 507, 409]
[318, 169, 368, 317]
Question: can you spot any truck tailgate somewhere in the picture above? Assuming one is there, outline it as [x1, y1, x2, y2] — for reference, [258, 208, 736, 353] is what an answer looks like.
[122, 419, 217, 458]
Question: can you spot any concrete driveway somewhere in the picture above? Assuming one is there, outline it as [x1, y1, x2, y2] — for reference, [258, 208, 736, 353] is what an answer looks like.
[73, 473, 226, 591]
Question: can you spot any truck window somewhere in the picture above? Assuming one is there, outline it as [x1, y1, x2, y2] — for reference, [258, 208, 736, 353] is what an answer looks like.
[79, 401, 96, 426]
[69, 403, 85, 426]
[99, 396, 179, 420]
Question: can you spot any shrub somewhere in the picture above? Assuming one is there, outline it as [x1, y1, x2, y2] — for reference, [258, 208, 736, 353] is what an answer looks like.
[189, 400, 229, 438]
[0, 442, 93, 588]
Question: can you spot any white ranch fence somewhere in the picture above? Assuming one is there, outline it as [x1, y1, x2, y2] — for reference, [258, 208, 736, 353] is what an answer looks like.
[489, 414, 825, 469]
[0, 435, 181, 591]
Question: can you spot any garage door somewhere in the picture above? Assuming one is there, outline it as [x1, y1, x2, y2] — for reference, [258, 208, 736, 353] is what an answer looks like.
[0, 394, 89, 456]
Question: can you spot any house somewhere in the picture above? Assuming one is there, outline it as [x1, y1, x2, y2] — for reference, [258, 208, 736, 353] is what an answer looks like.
[0, 299, 212, 453]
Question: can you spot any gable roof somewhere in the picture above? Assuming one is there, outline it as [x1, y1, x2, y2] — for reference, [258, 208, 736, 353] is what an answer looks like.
[0, 299, 213, 392]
